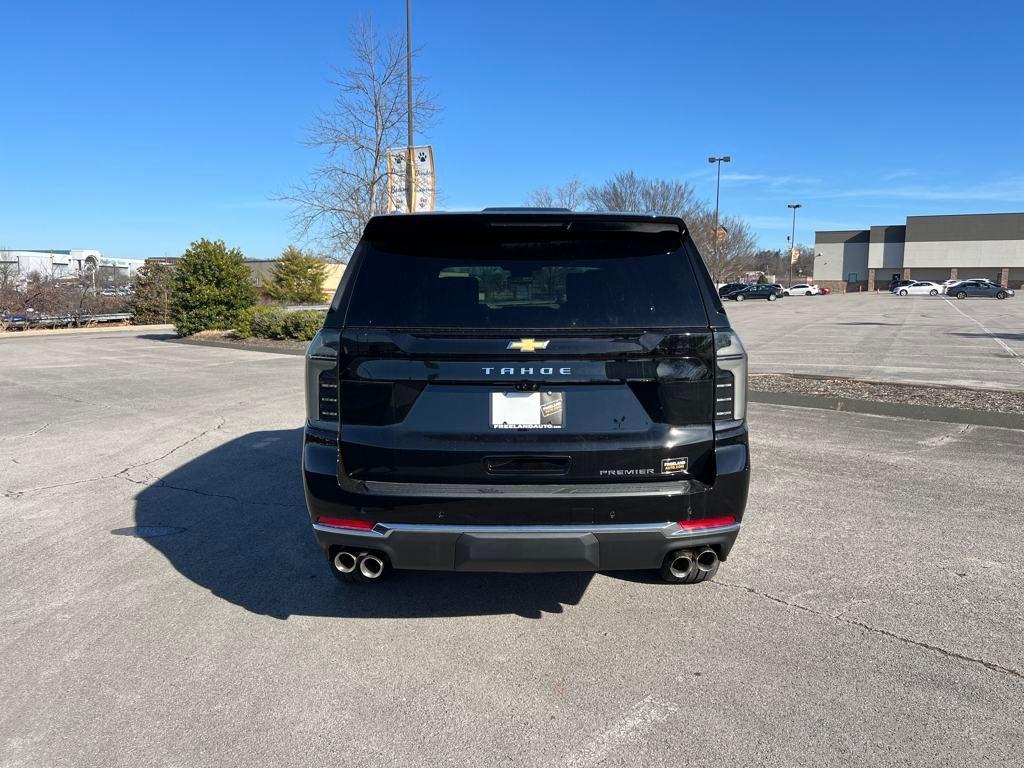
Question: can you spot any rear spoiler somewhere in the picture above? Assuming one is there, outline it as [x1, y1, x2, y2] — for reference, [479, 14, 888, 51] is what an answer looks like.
[362, 212, 686, 241]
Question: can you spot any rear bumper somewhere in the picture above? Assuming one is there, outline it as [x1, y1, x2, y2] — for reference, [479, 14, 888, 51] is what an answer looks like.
[302, 424, 749, 572]
[312, 520, 740, 572]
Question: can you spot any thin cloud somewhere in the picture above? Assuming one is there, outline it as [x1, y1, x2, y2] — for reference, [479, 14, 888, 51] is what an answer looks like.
[823, 177, 1024, 203]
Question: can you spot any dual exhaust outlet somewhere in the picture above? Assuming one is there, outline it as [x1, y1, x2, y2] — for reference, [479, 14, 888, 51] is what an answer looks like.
[333, 549, 387, 580]
[668, 547, 718, 579]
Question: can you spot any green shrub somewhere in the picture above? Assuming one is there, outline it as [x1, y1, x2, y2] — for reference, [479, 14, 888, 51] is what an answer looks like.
[250, 305, 288, 339]
[131, 262, 175, 324]
[282, 310, 326, 341]
[171, 239, 256, 336]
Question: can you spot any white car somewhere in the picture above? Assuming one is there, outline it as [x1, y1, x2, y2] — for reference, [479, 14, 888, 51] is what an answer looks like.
[784, 283, 821, 296]
[942, 278, 994, 290]
[896, 280, 943, 296]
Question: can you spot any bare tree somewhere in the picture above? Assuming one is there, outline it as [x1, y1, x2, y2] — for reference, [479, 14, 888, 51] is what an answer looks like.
[283, 17, 439, 260]
[525, 177, 587, 210]
[584, 171, 703, 220]
[689, 211, 759, 284]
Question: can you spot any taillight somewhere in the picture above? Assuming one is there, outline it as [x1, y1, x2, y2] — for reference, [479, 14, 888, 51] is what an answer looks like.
[678, 516, 736, 531]
[316, 517, 375, 531]
[713, 330, 747, 428]
[305, 330, 338, 425]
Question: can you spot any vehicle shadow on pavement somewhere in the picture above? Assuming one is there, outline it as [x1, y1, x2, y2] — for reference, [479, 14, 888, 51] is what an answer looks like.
[133, 428, 592, 620]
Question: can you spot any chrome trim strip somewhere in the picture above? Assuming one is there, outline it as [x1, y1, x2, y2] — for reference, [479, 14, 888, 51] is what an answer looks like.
[313, 521, 742, 539]
[358, 478, 698, 498]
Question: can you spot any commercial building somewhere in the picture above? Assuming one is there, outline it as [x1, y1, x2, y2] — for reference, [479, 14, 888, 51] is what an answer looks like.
[0, 249, 143, 284]
[812, 212, 1024, 292]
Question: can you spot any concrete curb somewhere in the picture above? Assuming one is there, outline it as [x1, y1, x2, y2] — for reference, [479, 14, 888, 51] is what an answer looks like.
[749, 389, 1024, 430]
[169, 336, 307, 356]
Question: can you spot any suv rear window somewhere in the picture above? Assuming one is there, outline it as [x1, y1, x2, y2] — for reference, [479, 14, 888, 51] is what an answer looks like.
[344, 235, 707, 329]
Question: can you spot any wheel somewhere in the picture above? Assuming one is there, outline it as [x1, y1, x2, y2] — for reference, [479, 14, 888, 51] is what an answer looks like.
[997, 291, 1007, 299]
[735, 294, 744, 301]
[783, 291, 789, 296]
[899, 289, 908, 296]
[660, 549, 719, 584]
[929, 289, 938, 296]
[957, 291, 967, 300]
[768, 293, 777, 301]
[805, 291, 813, 296]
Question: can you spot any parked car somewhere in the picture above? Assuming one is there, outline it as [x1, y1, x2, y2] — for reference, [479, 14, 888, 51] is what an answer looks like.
[717, 282, 747, 297]
[946, 281, 1015, 300]
[889, 279, 915, 292]
[784, 283, 821, 296]
[723, 284, 784, 302]
[896, 281, 943, 296]
[303, 210, 750, 585]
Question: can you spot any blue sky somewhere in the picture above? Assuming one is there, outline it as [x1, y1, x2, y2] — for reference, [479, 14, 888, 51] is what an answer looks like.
[2, 0, 1022, 260]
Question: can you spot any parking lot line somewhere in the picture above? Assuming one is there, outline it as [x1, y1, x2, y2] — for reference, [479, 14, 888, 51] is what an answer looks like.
[942, 298, 1024, 367]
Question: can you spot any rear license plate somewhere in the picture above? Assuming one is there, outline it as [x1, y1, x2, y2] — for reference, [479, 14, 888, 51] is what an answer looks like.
[491, 392, 564, 429]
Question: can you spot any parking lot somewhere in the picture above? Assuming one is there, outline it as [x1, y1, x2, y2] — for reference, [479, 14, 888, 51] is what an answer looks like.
[728, 292, 1024, 391]
[2, 324, 1023, 767]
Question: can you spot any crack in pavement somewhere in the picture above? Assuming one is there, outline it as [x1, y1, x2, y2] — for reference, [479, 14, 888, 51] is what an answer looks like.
[3, 417, 227, 498]
[0, 423, 51, 442]
[714, 580, 1024, 682]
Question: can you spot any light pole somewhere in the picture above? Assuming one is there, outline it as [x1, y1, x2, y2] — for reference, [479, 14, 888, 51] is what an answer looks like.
[787, 203, 802, 287]
[405, 0, 415, 213]
[708, 155, 731, 284]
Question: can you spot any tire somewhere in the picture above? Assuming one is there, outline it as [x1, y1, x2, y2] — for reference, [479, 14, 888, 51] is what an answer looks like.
[899, 289, 908, 296]
[783, 291, 789, 297]
[805, 291, 813, 296]
[957, 291, 967, 300]
[768, 293, 777, 301]
[660, 551, 719, 584]
[997, 291, 1007, 300]
[929, 289, 938, 296]
[735, 294, 744, 301]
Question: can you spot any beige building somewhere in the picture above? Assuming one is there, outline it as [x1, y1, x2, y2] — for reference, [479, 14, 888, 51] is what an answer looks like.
[814, 212, 1024, 292]
[244, 260, 346, 302]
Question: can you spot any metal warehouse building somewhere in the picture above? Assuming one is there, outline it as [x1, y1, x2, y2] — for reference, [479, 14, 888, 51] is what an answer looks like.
[812, 212, 1024, 292]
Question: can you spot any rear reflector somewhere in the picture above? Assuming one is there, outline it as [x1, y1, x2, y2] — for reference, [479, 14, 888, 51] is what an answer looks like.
[678, 516, 736, 531]
[316, 517, 375, 531]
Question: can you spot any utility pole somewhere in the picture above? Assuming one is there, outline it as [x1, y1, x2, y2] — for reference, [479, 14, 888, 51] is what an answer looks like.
[708, 156, 731, 284]
[405, 0, 415, 214]
[787, 203, 802, 288]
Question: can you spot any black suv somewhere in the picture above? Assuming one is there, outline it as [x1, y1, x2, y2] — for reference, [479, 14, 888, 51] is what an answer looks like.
[303, 211, 750, 584]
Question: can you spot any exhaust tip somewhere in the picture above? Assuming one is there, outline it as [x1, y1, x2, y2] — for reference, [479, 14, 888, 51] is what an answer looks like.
[696, 547, 718, 572]
[359, 553, 386, 580]
[333, 550, 358, 574]
[668, 551, 695, 579]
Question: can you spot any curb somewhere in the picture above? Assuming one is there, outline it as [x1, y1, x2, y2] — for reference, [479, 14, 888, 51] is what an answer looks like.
[748, 390, 1024, 431]
[169, 336, 307, 356]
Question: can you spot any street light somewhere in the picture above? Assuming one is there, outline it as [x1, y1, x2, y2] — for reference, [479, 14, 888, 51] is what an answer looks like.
[787, 203, 802, 287]
[708, 156, 731, 284]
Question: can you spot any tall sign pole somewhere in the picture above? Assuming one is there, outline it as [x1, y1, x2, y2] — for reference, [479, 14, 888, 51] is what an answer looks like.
[405, 0, 415, 214]
[708, 156, 731, 284]
[787, 203, 802, 287]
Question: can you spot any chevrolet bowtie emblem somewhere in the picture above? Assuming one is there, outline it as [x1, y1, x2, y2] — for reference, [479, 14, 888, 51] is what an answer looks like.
[507, 338, 550, 352]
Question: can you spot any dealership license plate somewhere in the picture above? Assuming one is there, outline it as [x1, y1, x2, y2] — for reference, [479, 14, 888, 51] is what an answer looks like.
[490, 392, 564, 429]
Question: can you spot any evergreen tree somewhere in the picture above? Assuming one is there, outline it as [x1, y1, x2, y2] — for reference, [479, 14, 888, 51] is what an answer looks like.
[171, 239, 255, 336]
[264, 245, 328, 304]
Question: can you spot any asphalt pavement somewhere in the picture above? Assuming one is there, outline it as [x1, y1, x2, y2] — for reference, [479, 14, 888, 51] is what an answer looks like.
[728, 292, 1024, 391]
[1, 329, 1022, 767]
